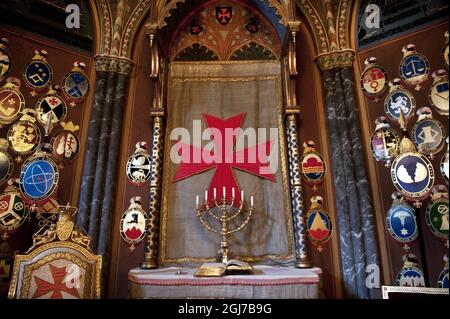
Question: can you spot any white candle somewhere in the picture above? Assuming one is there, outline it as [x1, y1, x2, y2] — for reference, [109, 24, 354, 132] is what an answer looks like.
[196, 196, 199, 206]
[205, 190, 208, 201]
[213, 188, 217, 198]
[241, 190, 244, 201]
[232, 187, 235, 198]
[251, 196, 254, 206]
[223, 186, 226, 198]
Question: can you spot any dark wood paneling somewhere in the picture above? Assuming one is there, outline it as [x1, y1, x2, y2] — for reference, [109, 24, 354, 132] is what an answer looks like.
[357, 22, 449, 287]
[295, 16, 340, 298]
[108, 25, 154, 298]
[0, 27, 93, 297]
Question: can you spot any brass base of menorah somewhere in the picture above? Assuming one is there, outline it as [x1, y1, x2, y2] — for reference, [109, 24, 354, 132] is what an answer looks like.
[141, 260, 158, 269]
[295, 258, 314, 268]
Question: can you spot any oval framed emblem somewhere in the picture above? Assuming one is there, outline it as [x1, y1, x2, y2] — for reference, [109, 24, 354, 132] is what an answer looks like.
[370, 124, 400, 164]
[7, 119, 41, 155]
[438, 267, 449, 288]
[425, 198, 449, 240]
[0, 146, 13, 186]
[35, 92, 67, 127]
[126, 149, 151, 186]
[441, 150, 449, 183]
[307, 210, 332, 247]
[19, 154, 59, 204]
[120, 207, 147, 247]
[384, 88, 416, 121]
[300, 152, 326, 184]
[429, 70, 449, 116]
[391, 152, 435, 200]
[0, 189, 29, 234]
[396, 266, 425, 287]
[306, 196, 332, 252]
[360, 58, 388, 98]
[23, 59, 53, 93]
[51, 130, 80, 162]
[386, 203, 418, 244]
[300, 141, 326, 191]
[442, 31, 449, 68]
[0, 38, 12, 78]
[411, 118, 445, 158]
[0, 79, 25, 125]
[62, 62, 90, 106]
[399, 45, 430, 90]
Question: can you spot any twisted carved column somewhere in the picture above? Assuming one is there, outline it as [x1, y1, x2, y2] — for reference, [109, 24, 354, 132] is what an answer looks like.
[141, 28, 166, 269]
[286, 113, 312, 268]
[284, 22, 312, 268]
[141, 115, 164, 269]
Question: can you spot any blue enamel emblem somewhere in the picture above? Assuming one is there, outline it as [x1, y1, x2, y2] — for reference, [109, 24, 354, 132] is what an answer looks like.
[24, 61, 52, 89]
[401, 55, 428, 81]
[386, 204, 418, 243]
[385, 91, 414, 120]
[20, 158, 58, 201]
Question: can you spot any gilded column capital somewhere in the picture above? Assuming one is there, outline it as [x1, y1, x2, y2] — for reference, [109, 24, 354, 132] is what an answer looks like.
[315, 49, 355, 72]
[288, 21, 301, 33]
[94, 54, 134, 76]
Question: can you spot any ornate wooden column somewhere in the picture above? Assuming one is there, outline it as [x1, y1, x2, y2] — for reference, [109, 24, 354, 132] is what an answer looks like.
[141, 26, 166, 269]
[284, 22, 312, 268]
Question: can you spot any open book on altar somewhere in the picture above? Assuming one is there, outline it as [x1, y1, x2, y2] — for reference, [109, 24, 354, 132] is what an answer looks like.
[194, 259, 254, 277]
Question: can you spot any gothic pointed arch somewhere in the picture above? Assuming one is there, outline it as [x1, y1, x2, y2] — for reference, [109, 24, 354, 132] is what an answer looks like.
[167, 0, 281, 61]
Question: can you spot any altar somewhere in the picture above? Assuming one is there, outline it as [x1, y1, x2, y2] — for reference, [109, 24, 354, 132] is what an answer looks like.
[128, 266, 322, 299]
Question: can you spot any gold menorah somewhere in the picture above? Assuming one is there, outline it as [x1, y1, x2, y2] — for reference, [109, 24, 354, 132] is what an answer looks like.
[195, 187, 254, 264]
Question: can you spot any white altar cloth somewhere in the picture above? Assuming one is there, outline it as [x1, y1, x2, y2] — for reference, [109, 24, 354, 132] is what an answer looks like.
[128, 265, 322, 299]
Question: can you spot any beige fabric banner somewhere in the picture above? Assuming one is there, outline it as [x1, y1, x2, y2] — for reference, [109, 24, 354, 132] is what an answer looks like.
[160, 61, 295, 264]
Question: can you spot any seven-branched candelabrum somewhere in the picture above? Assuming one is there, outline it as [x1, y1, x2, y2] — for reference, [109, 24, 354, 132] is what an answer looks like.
[195, 187, 254, 264]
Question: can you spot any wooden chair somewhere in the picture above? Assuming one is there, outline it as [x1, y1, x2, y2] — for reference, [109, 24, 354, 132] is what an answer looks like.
[8, 205, 101, 299]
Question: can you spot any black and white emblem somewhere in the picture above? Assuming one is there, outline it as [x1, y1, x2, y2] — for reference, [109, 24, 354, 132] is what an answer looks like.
[35, 86, 67, 134]
[126, 142, 151, 186]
